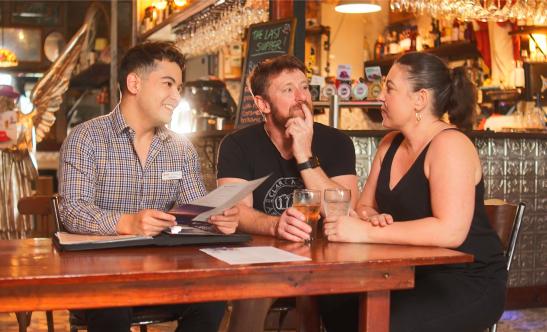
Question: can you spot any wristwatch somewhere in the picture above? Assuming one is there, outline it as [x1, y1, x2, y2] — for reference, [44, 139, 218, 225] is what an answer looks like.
[296, 156, 320, 171]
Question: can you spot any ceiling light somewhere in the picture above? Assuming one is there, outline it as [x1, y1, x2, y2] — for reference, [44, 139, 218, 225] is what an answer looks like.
[173, 0, 187, 7]
[335, 0, 381, 14]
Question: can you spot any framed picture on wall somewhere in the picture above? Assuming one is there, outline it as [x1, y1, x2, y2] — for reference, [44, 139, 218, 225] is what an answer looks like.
[3, 28, 42, 62]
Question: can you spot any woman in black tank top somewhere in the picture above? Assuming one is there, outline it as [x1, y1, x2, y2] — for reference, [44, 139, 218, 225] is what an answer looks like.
[319, 53, 506, 332]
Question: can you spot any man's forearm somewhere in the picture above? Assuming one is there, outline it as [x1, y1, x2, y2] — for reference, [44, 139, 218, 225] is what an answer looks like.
[237, 203, 279, 237]
[60, 200, 121, 235]
[300, 167, 345, 191]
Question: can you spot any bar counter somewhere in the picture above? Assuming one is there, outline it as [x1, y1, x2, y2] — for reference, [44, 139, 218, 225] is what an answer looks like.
[188, 129, 547, 290]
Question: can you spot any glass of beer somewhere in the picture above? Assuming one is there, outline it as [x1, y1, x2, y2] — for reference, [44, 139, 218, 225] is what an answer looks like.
[292, 189, 321, 243]
[324, 188, 351, 217]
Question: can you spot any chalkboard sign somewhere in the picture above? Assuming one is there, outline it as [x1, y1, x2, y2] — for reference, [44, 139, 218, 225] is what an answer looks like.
[235, 18, 296, 128]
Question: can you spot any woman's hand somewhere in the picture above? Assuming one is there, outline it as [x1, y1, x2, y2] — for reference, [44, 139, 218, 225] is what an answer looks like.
[366, 213, 394, 227]
[323, 215, 368, 243]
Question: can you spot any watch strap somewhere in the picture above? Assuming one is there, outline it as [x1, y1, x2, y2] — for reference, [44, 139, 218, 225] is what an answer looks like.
[296, 156, 320, 171]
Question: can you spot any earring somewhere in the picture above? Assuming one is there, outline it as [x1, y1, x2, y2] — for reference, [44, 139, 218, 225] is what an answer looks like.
[415, 112, 422, 122]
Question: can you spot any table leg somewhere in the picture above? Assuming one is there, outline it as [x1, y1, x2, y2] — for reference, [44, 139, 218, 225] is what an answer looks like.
[358, 290, 390, 332]
[296, 296, 321, 332]
[15, 311, 32, 332]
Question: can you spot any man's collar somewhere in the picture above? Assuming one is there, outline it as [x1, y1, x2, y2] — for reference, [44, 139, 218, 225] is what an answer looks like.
[112, 105, 171, 141]
[112, 105, 130, 135]
[155, 125, 171, 141]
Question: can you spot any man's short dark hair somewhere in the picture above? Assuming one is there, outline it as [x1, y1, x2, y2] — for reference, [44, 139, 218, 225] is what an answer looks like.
[118, 41, 185, 92]
[249, 55, 306, 100]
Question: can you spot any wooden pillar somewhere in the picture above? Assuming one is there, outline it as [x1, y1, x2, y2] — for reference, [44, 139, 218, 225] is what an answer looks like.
[270, 0, 293, 20]
[110, 0, 118, 111]
[269, 0, 305, 62]
[131, 0, 138, 47]
[293, 0, 305, 62]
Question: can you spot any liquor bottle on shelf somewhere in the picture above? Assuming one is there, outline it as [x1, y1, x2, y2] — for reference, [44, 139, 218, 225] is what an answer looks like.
[399, 27, 411, 52]
[430, 19, 441, 48]
[410, 26, 418, 51]
[458, 20, 465, 41]
[388, 31, 399, 55]
[464, 22, 474, 42]
[373, 34, 385, 60]
[452, 20, 460, 42]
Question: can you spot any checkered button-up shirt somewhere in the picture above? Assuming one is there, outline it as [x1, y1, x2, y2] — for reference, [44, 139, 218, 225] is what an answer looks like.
[59, 106, 206, 235]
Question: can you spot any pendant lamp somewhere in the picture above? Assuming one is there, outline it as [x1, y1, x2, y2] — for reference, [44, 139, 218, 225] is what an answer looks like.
[335, 0, 381, 14]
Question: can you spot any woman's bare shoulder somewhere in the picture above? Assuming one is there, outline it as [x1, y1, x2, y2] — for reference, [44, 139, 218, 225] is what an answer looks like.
[429, 129, 476, 153]
[427, 129, 481, 174]
[377, 131, 400, 155]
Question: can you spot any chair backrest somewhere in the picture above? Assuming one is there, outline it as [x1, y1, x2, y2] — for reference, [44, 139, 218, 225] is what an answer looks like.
[50, 194, 64, 232]
[484, 201, 526, 271]
[17, 195, 56, 237]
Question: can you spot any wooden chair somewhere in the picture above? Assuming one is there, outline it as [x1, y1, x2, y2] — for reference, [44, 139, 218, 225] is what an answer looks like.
[16, 195, 186, 331]
[484, 200, 526, 332]
[16, 195, 57, 332]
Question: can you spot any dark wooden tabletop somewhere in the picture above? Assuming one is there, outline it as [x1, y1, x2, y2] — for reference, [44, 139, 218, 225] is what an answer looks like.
[0, 236, 472, 314]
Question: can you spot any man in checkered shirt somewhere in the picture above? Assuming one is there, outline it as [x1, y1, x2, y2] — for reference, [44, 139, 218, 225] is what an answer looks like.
[58, 41, 237, 332]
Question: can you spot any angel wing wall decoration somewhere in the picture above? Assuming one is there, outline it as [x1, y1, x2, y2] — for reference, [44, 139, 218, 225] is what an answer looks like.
[0, 4, 107, 239]
[31, 5, 105, 144]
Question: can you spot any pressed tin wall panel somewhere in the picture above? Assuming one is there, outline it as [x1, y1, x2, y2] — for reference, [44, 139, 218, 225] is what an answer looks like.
[193, 132, 545, 287]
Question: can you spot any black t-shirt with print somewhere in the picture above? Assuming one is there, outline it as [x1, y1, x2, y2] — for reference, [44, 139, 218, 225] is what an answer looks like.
[217, 123, 356, 215]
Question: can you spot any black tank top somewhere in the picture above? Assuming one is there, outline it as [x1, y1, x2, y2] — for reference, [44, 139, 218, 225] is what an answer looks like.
[376, 132, 506, 278]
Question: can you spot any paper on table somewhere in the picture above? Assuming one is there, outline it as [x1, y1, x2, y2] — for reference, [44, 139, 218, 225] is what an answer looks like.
[170, 174, 270, 222]
[200, 246, 311, 265]
[55, 232, 152, 245]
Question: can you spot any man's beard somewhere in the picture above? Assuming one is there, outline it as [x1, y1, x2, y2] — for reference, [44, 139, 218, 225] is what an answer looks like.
[269, 100, 313, 129]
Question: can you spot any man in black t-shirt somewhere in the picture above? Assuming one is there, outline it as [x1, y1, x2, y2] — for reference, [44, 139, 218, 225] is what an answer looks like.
[217, 55, 358, 332]
[218, 55, 358, 241]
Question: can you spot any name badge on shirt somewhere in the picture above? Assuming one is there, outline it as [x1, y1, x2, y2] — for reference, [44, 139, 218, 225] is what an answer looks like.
[162, 171, 182, 181]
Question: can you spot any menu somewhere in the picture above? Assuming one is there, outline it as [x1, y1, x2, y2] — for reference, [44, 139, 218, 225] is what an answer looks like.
[168, 175, 270, 231]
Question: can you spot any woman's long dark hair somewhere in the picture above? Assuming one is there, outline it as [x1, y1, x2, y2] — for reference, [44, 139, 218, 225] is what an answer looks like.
[395, 52, 476, 130]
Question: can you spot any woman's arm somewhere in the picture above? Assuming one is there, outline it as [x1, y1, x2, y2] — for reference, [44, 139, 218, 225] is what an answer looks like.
[326, 131, 481, 248]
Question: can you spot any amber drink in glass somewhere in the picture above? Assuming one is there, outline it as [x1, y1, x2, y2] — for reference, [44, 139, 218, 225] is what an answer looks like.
[292, 189, 321, 243]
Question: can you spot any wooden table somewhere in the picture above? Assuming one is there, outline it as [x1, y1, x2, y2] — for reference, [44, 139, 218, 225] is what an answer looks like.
[0, 236, 472, 332]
